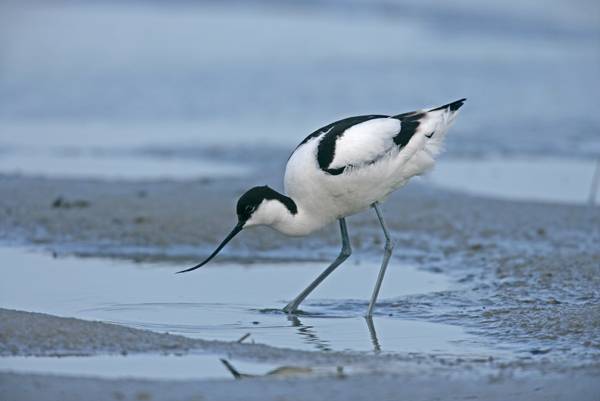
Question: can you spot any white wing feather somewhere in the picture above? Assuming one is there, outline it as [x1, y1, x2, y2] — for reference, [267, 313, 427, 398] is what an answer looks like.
[328, 118, 401, 169]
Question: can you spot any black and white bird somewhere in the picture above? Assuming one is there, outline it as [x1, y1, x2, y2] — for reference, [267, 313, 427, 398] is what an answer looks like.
[179, 99, 466, 316]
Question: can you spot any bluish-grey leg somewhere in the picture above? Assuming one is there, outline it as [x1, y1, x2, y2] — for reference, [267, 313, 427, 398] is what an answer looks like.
[283, 218, 352, 314]
[367, 202, 394, 316]
[365, 315, 381, 352]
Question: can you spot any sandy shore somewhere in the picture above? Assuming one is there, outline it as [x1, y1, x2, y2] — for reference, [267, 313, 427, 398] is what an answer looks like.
[1, 174, 598, 264]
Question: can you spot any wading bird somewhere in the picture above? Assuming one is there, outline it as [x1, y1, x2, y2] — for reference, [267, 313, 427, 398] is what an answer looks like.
[179, 99, 466, 316]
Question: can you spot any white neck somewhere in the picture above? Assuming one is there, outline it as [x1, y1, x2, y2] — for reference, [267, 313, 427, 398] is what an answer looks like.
[246, 197, 330, 237]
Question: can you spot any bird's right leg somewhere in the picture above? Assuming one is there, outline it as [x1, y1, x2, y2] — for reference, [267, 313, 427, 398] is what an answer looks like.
[283, 218, 352, 314]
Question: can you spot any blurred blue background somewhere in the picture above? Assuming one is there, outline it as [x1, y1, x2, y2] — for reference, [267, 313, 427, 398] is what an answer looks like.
[1, 0, 599, 200]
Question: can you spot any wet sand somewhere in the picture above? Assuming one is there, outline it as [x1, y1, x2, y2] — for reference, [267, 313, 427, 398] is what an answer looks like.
[1, 173, 598, 264]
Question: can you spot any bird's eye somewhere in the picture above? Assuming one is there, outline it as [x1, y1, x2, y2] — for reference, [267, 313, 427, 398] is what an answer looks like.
[245, 205, 255, 213]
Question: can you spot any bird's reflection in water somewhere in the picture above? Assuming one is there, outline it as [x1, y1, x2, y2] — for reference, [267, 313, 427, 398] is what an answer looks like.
[218, 315, 384, 380]
[288, 315, 332, 352]
[288, 315, 382, 353]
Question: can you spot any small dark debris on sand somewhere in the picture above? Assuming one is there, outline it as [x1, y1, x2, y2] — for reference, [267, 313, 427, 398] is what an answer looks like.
[51, 196, 90, 209]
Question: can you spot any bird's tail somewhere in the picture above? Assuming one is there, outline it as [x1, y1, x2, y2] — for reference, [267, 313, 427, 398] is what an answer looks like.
[422, 98, 466, 157]
[428, 98, 466, 113]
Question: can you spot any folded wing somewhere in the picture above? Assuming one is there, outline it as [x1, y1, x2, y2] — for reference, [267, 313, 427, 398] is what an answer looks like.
[318, 111, 433, 175]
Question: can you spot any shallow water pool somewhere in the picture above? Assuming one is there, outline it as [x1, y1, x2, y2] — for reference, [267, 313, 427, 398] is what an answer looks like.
[0, 246, 504, 356]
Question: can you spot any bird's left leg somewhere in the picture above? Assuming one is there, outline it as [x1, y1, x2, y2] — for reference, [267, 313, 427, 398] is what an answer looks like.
[367, 202, 394, 316]
[283, 218, 352, 314]
[365, 316, 381, 352]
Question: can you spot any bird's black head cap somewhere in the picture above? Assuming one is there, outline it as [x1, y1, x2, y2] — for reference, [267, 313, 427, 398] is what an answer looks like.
[236, 185, 297, 223]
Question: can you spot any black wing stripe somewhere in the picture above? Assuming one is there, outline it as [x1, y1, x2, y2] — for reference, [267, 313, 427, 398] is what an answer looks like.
[392, 112, 424, 147]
